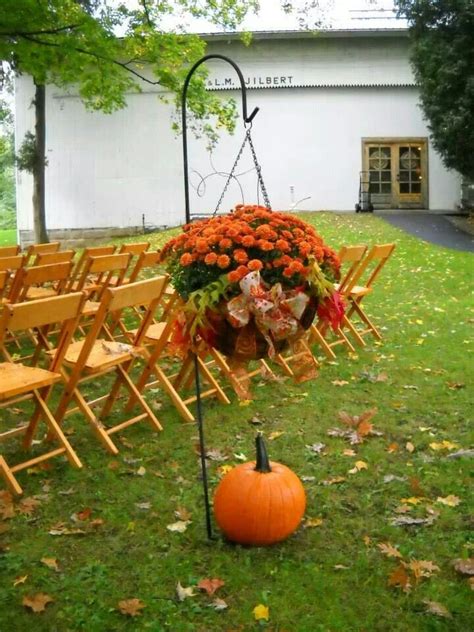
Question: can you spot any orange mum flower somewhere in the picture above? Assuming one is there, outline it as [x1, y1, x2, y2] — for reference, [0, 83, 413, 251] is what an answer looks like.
[204, 252, 218, 265]
[195, 238, 209, 254]
[241, 235, 256, 248]
[233, 249, 248, 265]
[219, 238, 232, 250]
[217, 254, 231, 269]
[247, 259, 263, 271]
[179, 253, 193, 266]
[257, 239, 274, 252]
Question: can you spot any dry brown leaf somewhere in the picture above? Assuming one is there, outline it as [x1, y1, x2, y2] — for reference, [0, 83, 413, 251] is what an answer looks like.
[197, 577, 225, 596]
[377, 542, 403, 559]
[387, 442, 399, 453]
[405, 441, 415, 453]
[22, 593, 54, 613]
[321, 476, 346, 486]
[17, 497, 41, 516]
[117, 598, 146, 617]
[0, 490, 15, 520]
[174, 506, 192, 521]
[41, 557, 59, 572]
[72, 507, 92, 522]
[452, 558, 474, 576]
[388, 564, 411, 592]
[357, 420, 373, 437]
[406, 559, 440, 582]
[423, 600, 452, 618]
[436, 495, 461, 507]
[332, 379, 349, 386]
[208, 597, 228, 611]
[167, 520, 191, 533]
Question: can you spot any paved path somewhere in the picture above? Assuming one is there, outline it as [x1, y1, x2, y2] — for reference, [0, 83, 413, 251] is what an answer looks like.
[376, 211, 474, 253]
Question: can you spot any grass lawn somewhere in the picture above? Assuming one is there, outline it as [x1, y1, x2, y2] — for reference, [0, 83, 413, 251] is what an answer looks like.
[0, 213, 472, 631]
[0, 228, 17, 246]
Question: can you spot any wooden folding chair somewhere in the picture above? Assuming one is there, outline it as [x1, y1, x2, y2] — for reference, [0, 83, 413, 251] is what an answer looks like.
[343, 243, 396, 341]
[0, 270, 10, 303]
[8, 261, 73, 303]
[121, 287, 230, 423]
[33, 249, 75, 267]
[53, 276, 169, 454]
[24, 241, 60, 265]
[0, 292, 86, 495]
[66, 245, 117, 292]
[0, 254, 26, 303]
[309, 244, 368, 357]
[105, 242, 152, 286]
[0, 245, 20, 257]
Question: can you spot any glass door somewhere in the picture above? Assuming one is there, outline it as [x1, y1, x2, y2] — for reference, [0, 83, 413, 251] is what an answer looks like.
[363, 139, 428, 209]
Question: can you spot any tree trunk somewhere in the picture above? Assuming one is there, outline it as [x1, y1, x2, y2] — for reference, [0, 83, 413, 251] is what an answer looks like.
[32, 82, 48, 243]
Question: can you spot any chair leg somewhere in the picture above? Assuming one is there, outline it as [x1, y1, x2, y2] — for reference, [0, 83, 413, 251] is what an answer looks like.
[309, 324, 337, 360]
[348, 300, 382, 340]
[0, 455, 23, 495]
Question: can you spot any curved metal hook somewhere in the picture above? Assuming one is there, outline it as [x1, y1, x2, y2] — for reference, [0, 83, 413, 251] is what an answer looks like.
[181, 54, 259, 224]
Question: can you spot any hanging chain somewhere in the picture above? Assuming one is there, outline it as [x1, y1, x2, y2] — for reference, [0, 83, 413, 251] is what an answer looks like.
[213, 125, 271, 216]
[246, 128, 271, 210]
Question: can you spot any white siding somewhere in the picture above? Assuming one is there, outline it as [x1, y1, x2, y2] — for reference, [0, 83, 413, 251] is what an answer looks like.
[14, 32, 461, 235]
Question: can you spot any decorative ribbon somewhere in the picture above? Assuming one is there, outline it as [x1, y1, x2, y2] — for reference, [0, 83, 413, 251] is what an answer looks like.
[225, 271, 310, 358]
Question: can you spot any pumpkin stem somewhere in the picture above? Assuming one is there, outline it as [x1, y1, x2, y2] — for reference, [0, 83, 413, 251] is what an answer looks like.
[255, 434, 272, 473]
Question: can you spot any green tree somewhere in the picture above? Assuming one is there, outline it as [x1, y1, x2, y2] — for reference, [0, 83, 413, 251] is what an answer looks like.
[0, 97, 15, 229]
[0, 0, 259, 242]
[395, 0, 474, 180]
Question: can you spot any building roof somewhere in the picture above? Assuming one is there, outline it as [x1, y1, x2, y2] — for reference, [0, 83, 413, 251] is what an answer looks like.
[202, 28, 409, 42]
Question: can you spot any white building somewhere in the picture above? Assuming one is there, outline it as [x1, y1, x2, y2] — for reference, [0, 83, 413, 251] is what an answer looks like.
[14, 29, 462, 245]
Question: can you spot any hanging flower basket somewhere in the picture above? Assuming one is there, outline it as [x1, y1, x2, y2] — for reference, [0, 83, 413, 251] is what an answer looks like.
[160, 205, 344, 360]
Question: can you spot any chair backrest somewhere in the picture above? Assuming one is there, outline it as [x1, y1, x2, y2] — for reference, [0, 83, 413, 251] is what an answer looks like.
[0, 245, 20, 257]
[119, 242, 150, 256]
[34, 250, 76, 266]
[75, 253, 132, 300]
[0, 254, 26, 272]
[24, 241, 61, 264]
[127, 250, 161, 283]
[0, 292, 86, 368]
[66, 245, 117, 291]
[354, 243, 396, 291]
[0, 270, 9, 299]
[8, 261, 73, 303]
[337, 245, 368, 295]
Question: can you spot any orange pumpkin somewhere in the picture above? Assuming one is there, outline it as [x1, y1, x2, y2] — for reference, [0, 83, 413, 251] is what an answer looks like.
[213, 435, 306, 545]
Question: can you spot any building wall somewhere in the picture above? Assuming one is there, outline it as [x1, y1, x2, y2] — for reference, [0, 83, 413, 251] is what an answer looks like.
[14, 32, 461, 242]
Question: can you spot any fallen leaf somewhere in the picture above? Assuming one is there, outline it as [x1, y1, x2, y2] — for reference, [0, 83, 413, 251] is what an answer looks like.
[268, 431, 284, 441]
[306, 442, 326, 454]
[383, 474, 407, 484]
[205, 448, 228, 462]
[348, 460, 368, 474]
[13, 575, 28, 587]
[167, 520, 191, 533]
[238, 399, 252, 407]
[391, 515, 437, 527]
[48, 522, 86, 536]
[71, 507, 92, 522]
[436, 495, 461, 507]
[0, 490, 15, 520]
[248, 416, 263, 425]
[400, 497, 423, 505]
[388, 564, 411, 592]
[135, 502, 151, 511]
[208, 597, 228, 611]
[22, 593, 54, 613]
[117, 598, 146, 617]
[197, 578, 225, 596]
[17, 497, 41, 516]
[253, 604, 270, 621]
[303, 517, 323, 528]
[452, 558, 474, 576]
[446, 448, 474, 459]
[333, 564, 350, 570]
[174, 507, 192, 521]
[423, 600, 452, 618]
[405, 442, 415, 453]
[41, 558, 59, 572]
[176, 582, 195, 601]
[378, 542, 402, 559]
[429, 440, 459, 451]
[332, 380, 349, 386]
[446, 382, 465, 390]
[343, 449, 356, 456]
[321, 476, 346, 486]
[217, 464, 234, 476]
[357, 419, 373, 437]
[136, 466, 146, 476]
[407, 559, 440, 581]
[387, 443, 399, 453]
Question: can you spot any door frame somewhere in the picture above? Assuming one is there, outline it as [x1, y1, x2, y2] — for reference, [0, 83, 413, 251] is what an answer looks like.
[361, 137, 429, 210]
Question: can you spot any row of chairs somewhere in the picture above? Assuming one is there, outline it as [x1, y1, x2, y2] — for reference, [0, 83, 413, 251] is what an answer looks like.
[0, 240, 395, 494]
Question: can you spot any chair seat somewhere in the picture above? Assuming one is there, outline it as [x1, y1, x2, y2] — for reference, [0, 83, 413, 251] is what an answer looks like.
[348, 285, 373, 297]
[64, 339, 143, 372]
[129, 322, 167, 342]
[26, 287, 58, 300]
[0, 363, 61, 400]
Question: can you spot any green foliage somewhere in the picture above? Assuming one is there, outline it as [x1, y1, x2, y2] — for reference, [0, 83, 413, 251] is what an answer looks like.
[396, 0, 474, 179]
[0, 0, 259, 123]
[0, 104, 15, 226]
